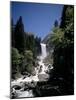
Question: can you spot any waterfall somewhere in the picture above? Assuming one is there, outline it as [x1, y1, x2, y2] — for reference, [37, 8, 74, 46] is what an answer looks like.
[40, 43, 47, 59]
[11, 43, 54, 98]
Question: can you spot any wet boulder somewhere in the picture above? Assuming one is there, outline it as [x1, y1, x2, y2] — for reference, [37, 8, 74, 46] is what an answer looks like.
[12, 85, 22, 90]
[38, 74, 49, 81]
[11, 88, 18, 99]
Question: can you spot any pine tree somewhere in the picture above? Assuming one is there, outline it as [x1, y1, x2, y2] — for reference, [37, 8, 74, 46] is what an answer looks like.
[14, 16, 25, 53]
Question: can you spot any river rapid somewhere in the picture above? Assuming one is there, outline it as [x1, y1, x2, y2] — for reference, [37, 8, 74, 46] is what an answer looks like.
[11, 43, 53, 98]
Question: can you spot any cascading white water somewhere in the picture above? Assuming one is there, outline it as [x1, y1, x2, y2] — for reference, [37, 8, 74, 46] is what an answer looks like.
[38, 43, 47, 74]
[11, 43, 54, 98]
[40, 43, 47, 59]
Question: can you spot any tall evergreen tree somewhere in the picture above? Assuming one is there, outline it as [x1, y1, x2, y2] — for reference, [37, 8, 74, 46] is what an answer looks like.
[60, 5, 74, 39]
[14, 16, 25, 53]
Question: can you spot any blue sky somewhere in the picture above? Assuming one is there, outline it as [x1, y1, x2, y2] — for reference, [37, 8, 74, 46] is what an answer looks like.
[11, 2, 63, 39]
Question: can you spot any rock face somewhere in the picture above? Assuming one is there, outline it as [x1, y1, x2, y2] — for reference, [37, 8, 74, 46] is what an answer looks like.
[38, 74, 49, 81]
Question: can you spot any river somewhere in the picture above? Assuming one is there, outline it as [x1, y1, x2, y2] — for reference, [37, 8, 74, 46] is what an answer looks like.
[11, 43, 53, 98]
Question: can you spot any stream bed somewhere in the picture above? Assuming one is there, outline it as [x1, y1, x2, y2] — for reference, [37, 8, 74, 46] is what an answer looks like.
[11, 58, 53, 98]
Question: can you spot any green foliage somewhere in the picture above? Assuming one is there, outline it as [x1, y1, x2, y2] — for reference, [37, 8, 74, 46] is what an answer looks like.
[11, 16, 41, 77]
[24, 50, 33, 62]
[11, 47, 22, 79]
[65, 6, 74, 41]
[25, 33, 41, 57]
[25, 63, 35, 75]
[49, 6, 74, 88]
[12, 47, 21, 65]
[22, 50, 35, 75]
[65, 6, 74, 30]
[60, 6, 74, 39]
[11, 16, 41, 56]
[51, 7, 74, 93]
[50, 27, 64, 46]
[25, 34, 35, 53]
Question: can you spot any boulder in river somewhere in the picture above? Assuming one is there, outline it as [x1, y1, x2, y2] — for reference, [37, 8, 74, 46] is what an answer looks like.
[12, 85, 22, 90]
[38, 74, 49, 81]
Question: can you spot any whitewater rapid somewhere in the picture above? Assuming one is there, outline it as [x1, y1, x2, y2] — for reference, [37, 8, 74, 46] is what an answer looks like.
[11, 43, 53, 98]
